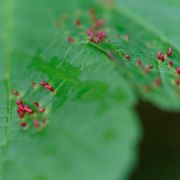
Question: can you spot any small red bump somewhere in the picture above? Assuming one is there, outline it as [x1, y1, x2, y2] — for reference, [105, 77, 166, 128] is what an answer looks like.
[17, 109, 24, 119]
[96, 31, 106, 43]
[144, 85, 151, 93]
[157, 51, 162, 60]
[16, 99, 22, 105]
[176, 67, 180, 74]
[125, 54, 130, 60]
[40, 81, 55, 92]
[44, 84, 55, 92]
[155, 77, 161, 87]
[19, 105, 25, 112]
[17, 108, 21, 113]
[42, 118, 47, 124]
[34, 119, 40, 129]
[175, 79, 180, 86]
[32, 82, 36, 87]
[19, 122, 27, 128]
[167, 48, 173, 57]
[40, 81, 48, 86]
[95, 19, 104, 29]
[87, 29, 94, 40]
[89, 8, 96, 15]
[169, 60, 173, 67]
[67, 36, 76, 43]
[19, 113, 24, 119]
[137, 59, 142, 66]
[24, 106, 34, 114]
[34, 102, 40, 107]
[160, 54, 165, 62]
[157, 51, 165, 62]
[12, 90, 20, 96]
[38, 107, 45, 113]
[75, 19, 81, 26]
[16, 100, 25, 110]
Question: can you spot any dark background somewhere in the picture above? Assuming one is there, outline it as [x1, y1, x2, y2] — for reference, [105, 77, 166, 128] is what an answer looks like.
[131, 101, 180, 180]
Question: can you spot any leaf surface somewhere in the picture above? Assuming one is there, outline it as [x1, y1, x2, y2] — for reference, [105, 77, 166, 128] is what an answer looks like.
[0, 0, 141, 180]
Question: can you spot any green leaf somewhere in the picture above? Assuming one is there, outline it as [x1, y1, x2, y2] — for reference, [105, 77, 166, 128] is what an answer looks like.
[0, 0, 141, 180]
[89, 1, 180, 110]
[115, 0, 180, 110]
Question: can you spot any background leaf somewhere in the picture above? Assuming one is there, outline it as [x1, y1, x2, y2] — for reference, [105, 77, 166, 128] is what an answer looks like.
[118, 0, 180, 51]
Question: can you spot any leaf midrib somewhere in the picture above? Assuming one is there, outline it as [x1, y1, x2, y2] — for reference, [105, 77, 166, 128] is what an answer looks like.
[1, 0, 13, 177]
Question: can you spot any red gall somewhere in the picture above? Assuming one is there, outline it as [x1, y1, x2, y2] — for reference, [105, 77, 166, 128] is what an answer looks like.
[19, 122, 27, 128]
[40, 81, 48, 86]
[157, 51, 165, 62]
[34, 119, 40, 129]
[144, 85, 151, 93]
[67, 37, 76, 43]
[87, 29, 94, 40]
[176, 67, 180, 74]
[157, 51, 162, 59]
[42, 118, 47, 124]
[34, 102, 40, 107]
[137, 60, 142, 66]
[24, 106, 34, 114]
[38, 107, 45, 113]
[75, 19, 81, 26]
[155, 78, 161, 87]
[95, 19, 104, 29]
[96, 31, 106, 43]
[16, 100, 25, 112]
[40, 81, 55, 92]
[125, 54, 130, 60]
[169, 60, 173, 67]
[32, 82, 36, 87]
[160, 54, 165, 61]
[167, 48, 173, 57]
[175, 79, 180, 86]
[12, 90, 20, 96]
[89, 8, 96, 15]
[44, 84, 55, 92]
[17, 109, 24, 119]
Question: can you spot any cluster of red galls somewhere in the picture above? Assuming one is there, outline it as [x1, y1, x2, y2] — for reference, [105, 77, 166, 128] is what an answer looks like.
[86, 18, 106, 44]
[86, 9, 106, 44]
[12, 81, 55, 129]
[156, 48, 180, 85]
[66, 8, 107, 44]
[157, 47, 173, 64]
[16, 99, 45, 129]
[87, 28, 106, 44]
